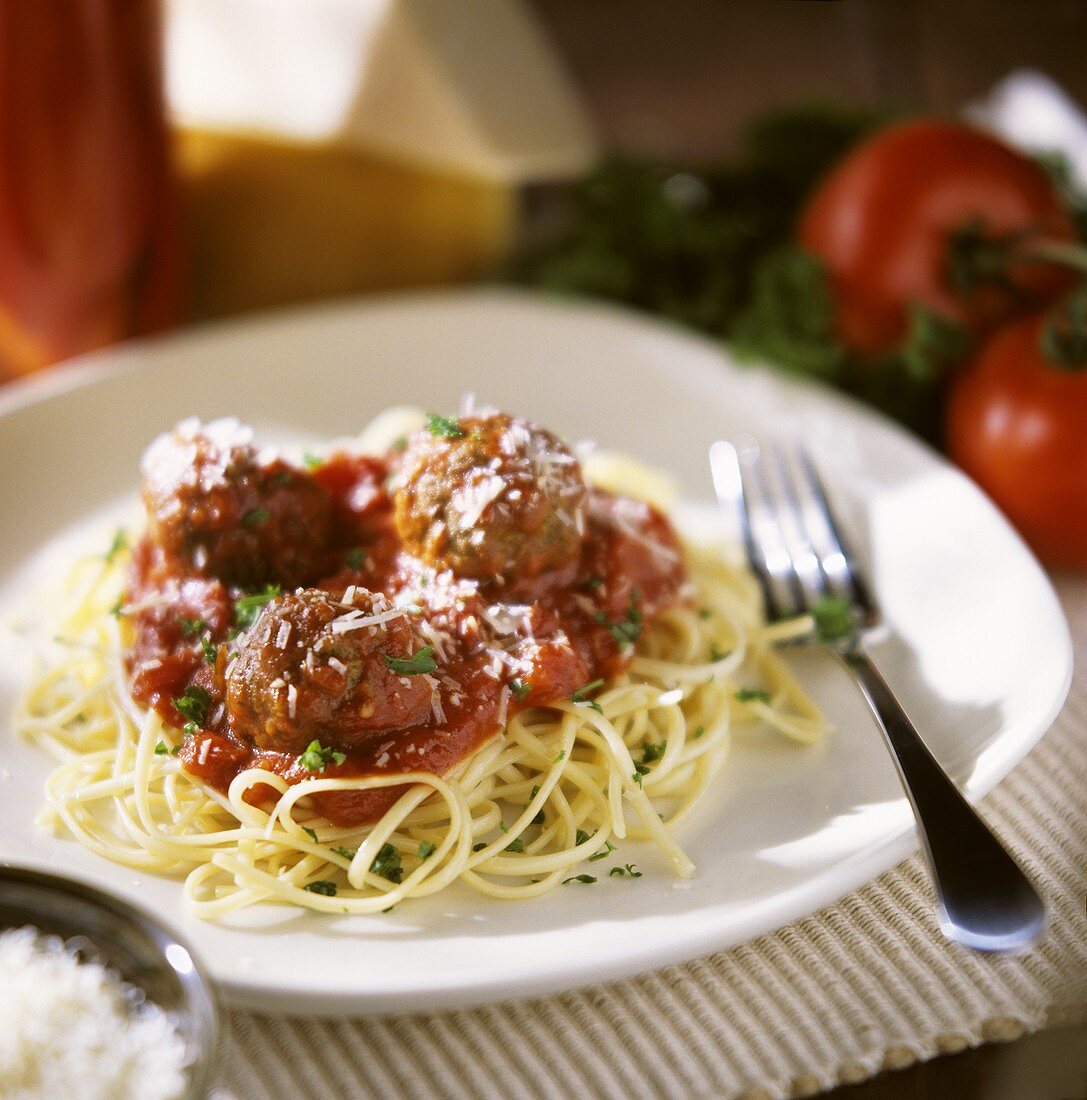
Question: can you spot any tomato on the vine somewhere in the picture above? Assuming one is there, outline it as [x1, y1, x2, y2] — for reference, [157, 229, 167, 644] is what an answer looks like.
[799, 119, 1077, 356]
[947, 293, 1087, 569]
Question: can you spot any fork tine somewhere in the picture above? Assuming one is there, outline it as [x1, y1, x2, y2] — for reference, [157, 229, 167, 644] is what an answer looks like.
[769, 444, 830, 606]
[710, 439, 803, 620]
[796, 446, 878, 621]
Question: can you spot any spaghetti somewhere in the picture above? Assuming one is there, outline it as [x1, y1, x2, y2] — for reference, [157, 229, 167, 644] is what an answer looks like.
[17, 410, 826, 918]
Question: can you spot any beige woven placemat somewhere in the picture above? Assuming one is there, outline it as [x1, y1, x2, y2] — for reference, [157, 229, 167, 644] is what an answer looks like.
[214, 576, 1087, 1100]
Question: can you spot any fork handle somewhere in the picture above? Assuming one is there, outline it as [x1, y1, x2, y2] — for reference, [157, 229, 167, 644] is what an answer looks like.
[842, 648, 1046, 953]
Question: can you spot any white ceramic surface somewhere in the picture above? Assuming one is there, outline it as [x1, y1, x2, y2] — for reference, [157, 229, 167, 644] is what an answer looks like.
[0, 291, 1071, 1015]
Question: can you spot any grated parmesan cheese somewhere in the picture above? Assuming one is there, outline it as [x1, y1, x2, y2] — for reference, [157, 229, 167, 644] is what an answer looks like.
[0, 926, 189, 1100]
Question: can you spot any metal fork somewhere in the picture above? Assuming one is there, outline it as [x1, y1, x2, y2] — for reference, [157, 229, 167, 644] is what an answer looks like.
[710, 438, 1046, 954]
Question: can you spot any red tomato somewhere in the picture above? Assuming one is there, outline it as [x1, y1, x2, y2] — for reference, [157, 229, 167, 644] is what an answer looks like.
[799, 120, 1077, 355]
[947, 306, 1087, 569]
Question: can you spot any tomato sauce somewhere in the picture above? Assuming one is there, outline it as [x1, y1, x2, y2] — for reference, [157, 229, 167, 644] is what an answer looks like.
[125, 450, 689, 827]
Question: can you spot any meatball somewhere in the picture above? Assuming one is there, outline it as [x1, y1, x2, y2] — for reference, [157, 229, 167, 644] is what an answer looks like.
[225, 587, 435, 753]
[141, 418, 332, 589]
[393, 412, 587, 581]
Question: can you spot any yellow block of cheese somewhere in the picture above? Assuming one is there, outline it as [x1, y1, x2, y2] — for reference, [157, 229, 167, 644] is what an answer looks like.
[176, 129, 515, 320]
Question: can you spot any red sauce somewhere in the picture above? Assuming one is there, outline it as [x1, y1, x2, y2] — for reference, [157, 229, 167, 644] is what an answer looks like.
[125, 451, 690, 827]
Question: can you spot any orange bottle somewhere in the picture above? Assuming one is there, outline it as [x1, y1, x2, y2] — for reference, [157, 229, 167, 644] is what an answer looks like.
[0, 1, 181, 379]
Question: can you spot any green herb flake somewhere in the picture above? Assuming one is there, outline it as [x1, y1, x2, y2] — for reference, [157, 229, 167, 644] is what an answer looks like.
[734, 688, 771, 704]
[173, 685, 212, 727]
[179, 617, 208, 638]
[562, 874, 597, 886]
[575, 828, 592, 846]
[472, 842, 488, 852]
[369, 842, 403, 884]
[698, 607, 712, 620]
[632, 770, 644, 789]
[154, 741, 168, 756]
[383, 645, 437, 675]
[344, 548, 367, 570]
[571, 679, 605, 714]
[302, 826, 319, 843]
[242, 507, 270, 527]
[303, 452, 324, 469]
[710, 642, 730, 662]
[595, 591, 643, 650]
[331, 845, 356, 861]
[303, 880, 338, 896]
[609, 864, 643, 879]
[588, 840, 616, 863]
[693, 726, 705, 740]
[418, 840, 436, 860]
[201, 637, 217, 665]
[234, 584, 281, 629]
[110, 598, 125, 619]
[581, 574, 604, 590]
[510, 678, 532, 702]
[104, 529, 127, 563]
[812, 595, 855, 642]
[504, 838, 525, 853]
[641, 740, 667, 764]
[298, 739, 347, 772]
[426, 412, 465, 439]
[553, 749, 566, 765]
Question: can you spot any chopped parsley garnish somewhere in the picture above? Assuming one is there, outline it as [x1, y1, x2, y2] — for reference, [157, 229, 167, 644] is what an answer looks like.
[812, 595, 856, 642]
[710, 642, 729, 662]
[562, 874, 597, 886]
[553, 749, 566, 764]
[369, 842, 403, 884]
[693, 725, 705, 739]
[735, 688, 771, 704]
[344, 548, 367, 570]
[383, 645, 437, 675]
[331, 845, 356, 861]
[595, 591, 643, 650]
[179, 617, 208, 638]
[529, 784, 545, 824]
[632, 770, 644, 789]
[181, 721, 198, 738]
[234, 584, 281, 629]
[571, 679, 604, 714]
[472, 842, 488, 852]
[303, 880, 338, 896]
[242, 507, 270, 527]
[609, 864, 642, 878]
[201, 637, 217, 664]
[298, 739, 346, 772]
[510, 679, 532, 701]
[418, 840, 436, 860]
[575, 828, 593, 846]
[588, 840, 616, 863]
[581, 574, 604, 590]
[302, 826, 319, 843]
[109, 598, 125, 618]
[641, 740, 667, 764]
[391, 435, 408, 453]
[698, 607, 713, 620]
[499, 821, 509, 833]
[426, 412, 465, 439]
[504, 838, 525, 853]
[303, 452, 323, 469]
[173, 685, 212, 727]
[104, 529, 127, 562]
[154, 741, 168, 756]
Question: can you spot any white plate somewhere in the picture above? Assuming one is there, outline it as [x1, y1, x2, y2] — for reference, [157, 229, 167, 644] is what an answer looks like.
[0, 291, 1071, 1015]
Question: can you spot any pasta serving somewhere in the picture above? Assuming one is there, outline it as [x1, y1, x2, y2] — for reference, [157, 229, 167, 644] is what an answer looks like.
[17, 407, 826, 918]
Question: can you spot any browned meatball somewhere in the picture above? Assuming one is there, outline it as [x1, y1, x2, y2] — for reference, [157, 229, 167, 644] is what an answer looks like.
[393, 412, 587, 581]
[141, 418, 332, 589]
[225, 587, 435, 753]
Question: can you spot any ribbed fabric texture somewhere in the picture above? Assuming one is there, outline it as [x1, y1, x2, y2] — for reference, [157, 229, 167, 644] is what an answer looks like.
[214, 577, 1087, 1100]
